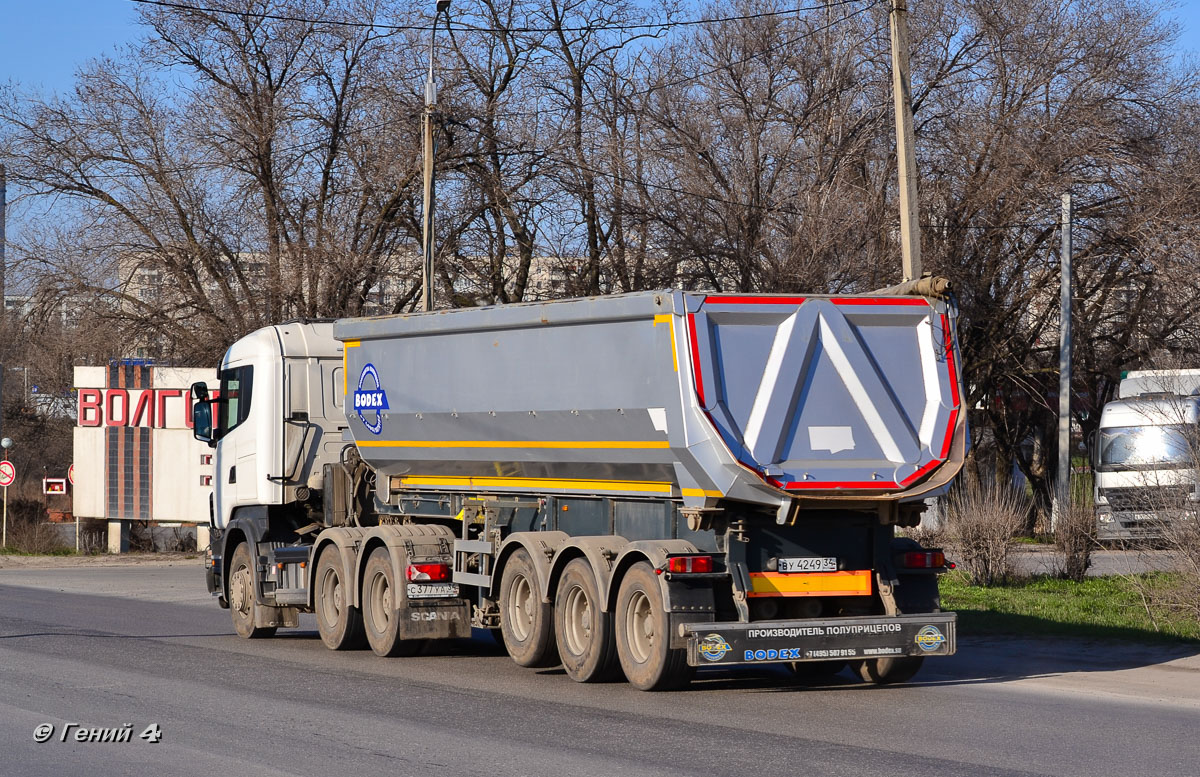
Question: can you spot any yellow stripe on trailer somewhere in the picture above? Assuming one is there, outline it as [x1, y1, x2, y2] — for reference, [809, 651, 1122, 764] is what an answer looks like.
[342, 340, 360, 395]
[358, 439, 670, 449]
[653, 314, 679, 372]
[395, 474, 675, 495]
[681, 488, 723, 498]
[747, 571, 873, 598]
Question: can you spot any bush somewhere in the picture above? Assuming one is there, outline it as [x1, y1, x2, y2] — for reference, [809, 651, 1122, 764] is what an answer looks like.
[942, 479, 1028, 586]
[1053, 498, 1097, 582]
[3, 510, 71, 555]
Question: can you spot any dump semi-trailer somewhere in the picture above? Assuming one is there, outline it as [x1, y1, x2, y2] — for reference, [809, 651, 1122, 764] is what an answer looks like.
[194, 287, 966, 690]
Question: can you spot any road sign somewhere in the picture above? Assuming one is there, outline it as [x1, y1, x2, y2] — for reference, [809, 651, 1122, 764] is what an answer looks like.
[0, 461, 15, 488]
[68, 464, 75, 485]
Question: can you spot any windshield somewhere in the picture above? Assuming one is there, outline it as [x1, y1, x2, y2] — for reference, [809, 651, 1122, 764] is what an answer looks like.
[1099, 424, 1197, 470]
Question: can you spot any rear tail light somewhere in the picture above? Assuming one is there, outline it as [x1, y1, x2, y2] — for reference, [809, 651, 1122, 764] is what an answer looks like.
[899, 550, 946, 569]
[407, 563, 450, 582]
[665, 555, 714, 574]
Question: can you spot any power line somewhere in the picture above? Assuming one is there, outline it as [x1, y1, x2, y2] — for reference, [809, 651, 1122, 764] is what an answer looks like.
[625, 0, 883, 102]
[129, 0, 873, 35]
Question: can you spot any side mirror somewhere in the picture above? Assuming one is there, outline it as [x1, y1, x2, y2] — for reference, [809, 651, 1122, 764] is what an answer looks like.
[192, 382, 215, 446]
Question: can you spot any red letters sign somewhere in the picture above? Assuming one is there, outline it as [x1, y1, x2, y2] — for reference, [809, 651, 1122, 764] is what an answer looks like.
[77, 388, 194, 429]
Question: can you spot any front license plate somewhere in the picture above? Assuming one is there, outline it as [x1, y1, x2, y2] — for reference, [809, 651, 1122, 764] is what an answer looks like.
[406, 583, 460, 599]
[778, 556, 837, 573]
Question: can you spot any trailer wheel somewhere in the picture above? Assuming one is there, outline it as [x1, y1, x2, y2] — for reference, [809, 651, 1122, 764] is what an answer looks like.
[499, 548, 558, 667]
[554, 558, 618, 682]
[363, 547, 422, 657]
[615, 562, 693, 691]
[852, 656, 924, 685]
[315, 547, 366, 650]
[228, 543, 276, 639]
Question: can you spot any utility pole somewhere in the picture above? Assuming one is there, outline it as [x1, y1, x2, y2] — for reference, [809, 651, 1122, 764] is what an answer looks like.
[889, 0, 921, 282]
[0, 164, 7, 443]
[1, 164, 7, 306]
[1055, 193, 1073, 530]
[421, 0, 452, 312]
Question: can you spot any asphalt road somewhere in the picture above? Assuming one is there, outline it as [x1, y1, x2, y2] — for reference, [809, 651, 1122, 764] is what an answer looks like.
[0, 562, 1197, 777]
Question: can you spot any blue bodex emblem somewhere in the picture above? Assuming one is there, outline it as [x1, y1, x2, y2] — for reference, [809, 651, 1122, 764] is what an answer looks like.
[354, 363, 389, 435]
[915, 625, 947, 652]
[698, 633, 731, 662]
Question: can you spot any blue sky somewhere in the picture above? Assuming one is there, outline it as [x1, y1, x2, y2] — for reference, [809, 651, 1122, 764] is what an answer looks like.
[2, 0, 1199, 96]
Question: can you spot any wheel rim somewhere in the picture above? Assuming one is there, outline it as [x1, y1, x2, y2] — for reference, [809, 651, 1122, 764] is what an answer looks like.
[368, 570, 392, 634]
[625, 590, 654, 663]
[319, 566, 342, 626]
[230, 563, 253, 617]
[508, 573, 534, 642]
[562, 584, 591, 656]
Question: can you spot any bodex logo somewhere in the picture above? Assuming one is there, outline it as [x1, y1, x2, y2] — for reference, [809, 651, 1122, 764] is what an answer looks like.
[354, 363, 389, 435]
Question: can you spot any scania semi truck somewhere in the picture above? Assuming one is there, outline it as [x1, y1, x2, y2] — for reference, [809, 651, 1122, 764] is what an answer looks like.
[193, 286, 965, 690]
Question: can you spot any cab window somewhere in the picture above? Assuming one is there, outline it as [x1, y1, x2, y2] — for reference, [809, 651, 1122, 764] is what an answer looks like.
[215, 365, 253, 439]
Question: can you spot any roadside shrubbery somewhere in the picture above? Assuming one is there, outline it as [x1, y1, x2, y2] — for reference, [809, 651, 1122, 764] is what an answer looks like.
[1053, 498, 1096, 582]
[2, 500, 71, 555]
[941, 480, 1029, 586]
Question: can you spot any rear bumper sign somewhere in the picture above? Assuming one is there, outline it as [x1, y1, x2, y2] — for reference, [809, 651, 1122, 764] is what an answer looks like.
[683, 613, 956, 666]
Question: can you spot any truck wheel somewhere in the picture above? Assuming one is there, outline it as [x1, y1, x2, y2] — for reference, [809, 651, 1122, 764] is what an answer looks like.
[554, 558, 618, 682]
[362, 547, 422, 657]
[228, 543, 276, 639]
[315, 547, 365, 650]
[853, 656, 924, 685]
[615, 562, 693, 691]
[499, 547, 558, 667]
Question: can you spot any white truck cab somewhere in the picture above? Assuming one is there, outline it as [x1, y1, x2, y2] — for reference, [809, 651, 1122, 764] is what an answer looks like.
[1094, 370, 1200, 540]
[193, 321, 345, 529]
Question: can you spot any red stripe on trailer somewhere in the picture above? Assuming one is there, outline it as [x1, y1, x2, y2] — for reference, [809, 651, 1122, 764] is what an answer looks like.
[784, 479, 900, 490]
[704, 295, 807, 306]
[687, 312, 707, 407]
[830, 297, 930, 307]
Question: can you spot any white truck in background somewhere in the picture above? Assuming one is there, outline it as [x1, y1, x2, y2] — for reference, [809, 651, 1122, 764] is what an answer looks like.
[1093, 369, 1200, 540]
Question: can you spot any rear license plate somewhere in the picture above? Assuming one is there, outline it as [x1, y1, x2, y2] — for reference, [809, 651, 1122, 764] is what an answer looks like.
[778, 557, 837, 573]
[406, 583, 460, 599]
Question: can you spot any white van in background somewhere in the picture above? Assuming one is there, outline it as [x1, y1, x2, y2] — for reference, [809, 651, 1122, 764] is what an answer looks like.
[1094, 370, 1200, 541]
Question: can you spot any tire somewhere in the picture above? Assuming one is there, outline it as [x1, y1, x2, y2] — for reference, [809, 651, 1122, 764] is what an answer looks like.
[614, 562, 693, 691]
[787, 660, 847, 682]
[315, 547, 366, 650]
[499, 547, 558, 667]
[362, 547, 422, 657]
[554, 558, 619, 683]
[228, 543, 276, 639]
[852, 656, 924, 685]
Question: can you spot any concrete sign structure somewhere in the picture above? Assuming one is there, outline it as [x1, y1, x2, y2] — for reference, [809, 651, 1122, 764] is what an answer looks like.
[73, 364, 216, 552]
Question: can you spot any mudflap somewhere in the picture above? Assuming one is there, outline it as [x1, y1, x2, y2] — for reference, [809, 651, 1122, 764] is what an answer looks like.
[682, 612, 956, 667]
[254, 604, 299, 630]
[387, 529, 472, 641]
[398, 593, 472, 641]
